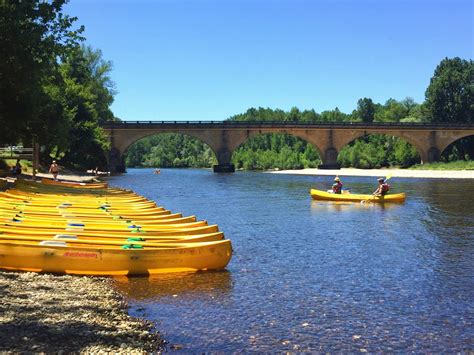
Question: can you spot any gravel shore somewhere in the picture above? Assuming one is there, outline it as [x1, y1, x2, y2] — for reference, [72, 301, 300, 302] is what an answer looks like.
[0, 271, 164, 353]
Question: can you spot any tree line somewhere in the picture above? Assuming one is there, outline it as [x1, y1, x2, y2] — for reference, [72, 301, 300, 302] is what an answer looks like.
[0, 0, 116, 171]
[1, 1, 472, 171]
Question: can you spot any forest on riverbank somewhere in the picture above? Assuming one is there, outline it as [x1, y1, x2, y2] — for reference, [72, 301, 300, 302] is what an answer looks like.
[1, 1, 473, 172]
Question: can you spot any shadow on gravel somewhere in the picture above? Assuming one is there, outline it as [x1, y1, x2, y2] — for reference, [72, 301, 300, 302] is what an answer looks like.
[0, 271, 163, 353]
[0, 320, 130, 352]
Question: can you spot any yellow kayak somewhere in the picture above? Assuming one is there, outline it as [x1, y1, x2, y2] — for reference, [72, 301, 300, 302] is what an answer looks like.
[41, 178, 108, 189]
[0, 181, 233, 275]
[2, 188, 143, 199]
[0, 223, 220, 237]
[0, 202, 167, 214]
[1, 214, 198, 226]
[1, 219, 208, 230]
[0, 210, 183, 221]
[0, 239, 232, 275]
[310, 189, 406, 203]
[0, 231, 224, 244]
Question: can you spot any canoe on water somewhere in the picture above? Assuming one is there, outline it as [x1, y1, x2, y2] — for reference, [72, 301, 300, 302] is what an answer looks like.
[310, 189, 406, 203]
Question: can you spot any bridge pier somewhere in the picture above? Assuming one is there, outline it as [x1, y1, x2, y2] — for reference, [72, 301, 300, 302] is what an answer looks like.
[419, 147, 441, 164]
[318, 147, 341, 169]
[107, 148, 126, 173]
[213, 147, 235, 173]
[427, 147, 441, 163]
[213, 164, 235, 173]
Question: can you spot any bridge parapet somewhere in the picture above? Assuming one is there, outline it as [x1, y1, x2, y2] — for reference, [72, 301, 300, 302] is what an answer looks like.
[103, 121, 474, 130]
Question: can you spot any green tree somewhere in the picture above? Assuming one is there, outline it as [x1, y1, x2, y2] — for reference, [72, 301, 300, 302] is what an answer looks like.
[320, 107, 350, 122]
[356, 98, 375, 123]
[125, 134, 217, 169]
[425, 57, 474, 122]
[374, 98, 408, 122]
[0, 0, 83, 145]
[338, 134, 420, 168]
[58, 46, 116, 169]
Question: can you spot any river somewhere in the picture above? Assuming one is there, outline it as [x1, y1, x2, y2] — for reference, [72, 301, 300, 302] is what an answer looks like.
[108, 168, 473, 352]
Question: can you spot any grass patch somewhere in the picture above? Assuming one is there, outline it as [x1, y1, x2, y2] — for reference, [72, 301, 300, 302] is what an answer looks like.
[410, 160, 474, 170]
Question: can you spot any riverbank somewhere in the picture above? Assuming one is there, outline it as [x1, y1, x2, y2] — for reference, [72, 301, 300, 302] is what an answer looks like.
[0, 271, 164, 353]
[268, 167, 474, 179]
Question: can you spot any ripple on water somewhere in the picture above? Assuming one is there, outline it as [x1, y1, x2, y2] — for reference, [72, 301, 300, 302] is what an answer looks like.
[109, 170, 474, 352]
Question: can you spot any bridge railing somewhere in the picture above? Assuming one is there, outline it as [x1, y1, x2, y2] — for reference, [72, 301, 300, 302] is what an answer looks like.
[102, 120, 474, 128]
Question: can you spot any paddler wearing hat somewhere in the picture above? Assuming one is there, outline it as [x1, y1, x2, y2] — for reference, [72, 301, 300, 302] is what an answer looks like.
[331, 176, 343, 194]
[373, 177, 390, 196]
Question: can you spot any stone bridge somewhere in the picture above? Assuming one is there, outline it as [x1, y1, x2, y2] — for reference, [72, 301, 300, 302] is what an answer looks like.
[102, 121, 474, 173]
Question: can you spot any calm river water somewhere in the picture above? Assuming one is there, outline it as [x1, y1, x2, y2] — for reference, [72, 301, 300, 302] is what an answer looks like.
[109, 169, 473, 352]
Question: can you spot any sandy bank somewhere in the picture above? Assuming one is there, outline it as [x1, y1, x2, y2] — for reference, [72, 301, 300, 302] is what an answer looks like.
[30, 172, 101, 183]
[0, 171, 101, 183]
[0, 271, 164, 353]
[268, 168, 474, 179]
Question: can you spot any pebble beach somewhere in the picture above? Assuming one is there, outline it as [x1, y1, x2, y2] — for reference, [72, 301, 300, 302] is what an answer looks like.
[0, 271, 164, 353]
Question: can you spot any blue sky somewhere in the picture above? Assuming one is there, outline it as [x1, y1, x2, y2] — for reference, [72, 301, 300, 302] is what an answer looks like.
[64, 0, 473, 121]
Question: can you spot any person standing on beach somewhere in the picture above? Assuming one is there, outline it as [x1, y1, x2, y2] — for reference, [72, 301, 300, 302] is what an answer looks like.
[49, 160, 59, 181]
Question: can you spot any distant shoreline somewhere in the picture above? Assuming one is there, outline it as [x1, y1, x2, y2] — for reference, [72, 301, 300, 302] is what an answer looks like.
[267, 168, 474, 179]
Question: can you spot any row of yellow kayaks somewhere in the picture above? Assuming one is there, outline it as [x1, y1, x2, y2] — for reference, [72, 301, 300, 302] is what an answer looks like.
[0, 178, 232, 275]
[310, 189, 406, 203]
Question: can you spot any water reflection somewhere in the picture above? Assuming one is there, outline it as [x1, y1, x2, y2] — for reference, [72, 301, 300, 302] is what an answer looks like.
[310, 200, 401, 212]
[113, 270, 233, 302]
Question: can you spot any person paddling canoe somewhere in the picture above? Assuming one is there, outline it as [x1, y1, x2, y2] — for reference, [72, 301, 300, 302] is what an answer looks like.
[332, 176, 343, 194]
[373, 177, 390, 196]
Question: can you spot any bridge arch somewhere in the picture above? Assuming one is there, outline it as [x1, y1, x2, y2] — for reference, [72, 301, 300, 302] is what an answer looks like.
[123, 132, 218, 169]
[439, 134, 474, 161]
[105, 129, 224, 173]
[230, 131, 322, 170]
[334, 130, 426, 161]
[337, 133, 421, 168]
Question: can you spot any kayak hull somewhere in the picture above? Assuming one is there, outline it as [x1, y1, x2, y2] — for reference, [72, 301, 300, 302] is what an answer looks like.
[0, 239, 232, 275]
[310, 189, 406, 203]
[41, 178, 108, 189]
